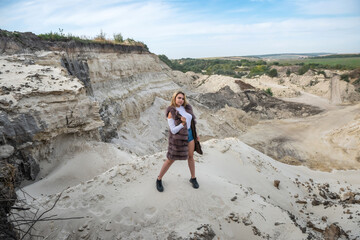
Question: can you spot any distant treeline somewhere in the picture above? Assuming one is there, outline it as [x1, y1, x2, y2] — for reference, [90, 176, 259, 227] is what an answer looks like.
[310, 54, 360, 59]
[158, 55, 275, 78]
[158, 54, 359, 78]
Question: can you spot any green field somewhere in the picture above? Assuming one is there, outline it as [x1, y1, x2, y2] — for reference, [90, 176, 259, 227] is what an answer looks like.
[277, 57, 360, 69]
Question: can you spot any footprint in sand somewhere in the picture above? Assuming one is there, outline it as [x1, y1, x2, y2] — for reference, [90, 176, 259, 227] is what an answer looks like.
[114, 207, 140, 232]
[209, 195, 227, 216]
[57, 195, 70, 208]
[72, 201, 79, 208]
[142, 207, 158, 225]
[89, 194, 105, 204]
[63, 201, 72, 208]
[211, 195, 225, 205]
[114, 213, 123, 223]
[88, 205, 106, 216]
[80, 200, 89, 208]
[144, 207, 157, 217]
[113, 207, 133, 224]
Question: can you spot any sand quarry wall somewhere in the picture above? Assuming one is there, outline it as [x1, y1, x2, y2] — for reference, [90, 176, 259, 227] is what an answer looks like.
[0, 32, 181, 238]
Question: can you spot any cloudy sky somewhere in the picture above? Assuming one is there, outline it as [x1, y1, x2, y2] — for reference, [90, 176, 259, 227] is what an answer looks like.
[0, 0, 359, 58]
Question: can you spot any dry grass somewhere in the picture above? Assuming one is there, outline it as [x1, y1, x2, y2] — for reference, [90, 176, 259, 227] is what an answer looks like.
[2, 163, 16, 191]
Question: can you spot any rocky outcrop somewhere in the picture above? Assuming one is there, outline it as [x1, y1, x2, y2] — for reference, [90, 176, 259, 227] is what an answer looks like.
[193, 86, 322, 119]
[61, 56, 93, 96]
[242, 67, 360, 103]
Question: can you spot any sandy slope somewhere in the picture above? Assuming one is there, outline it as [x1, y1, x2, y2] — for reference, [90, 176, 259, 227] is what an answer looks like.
[13, 138, 360, 239]
[239, 94, 360, 171]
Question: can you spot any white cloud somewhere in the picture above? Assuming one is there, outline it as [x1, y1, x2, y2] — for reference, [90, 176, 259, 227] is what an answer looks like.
[294, 0, 360, 15]
[0, 0, 359, 58]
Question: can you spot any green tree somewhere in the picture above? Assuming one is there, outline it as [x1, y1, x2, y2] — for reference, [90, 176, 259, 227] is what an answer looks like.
[158, 54, 173, 68]
[340, 74, 349, 82]
[298, 65, 310, 75]
[286, 69, 291, 76]
[268, 69, 278, 78]
[113, 33, 124, 43]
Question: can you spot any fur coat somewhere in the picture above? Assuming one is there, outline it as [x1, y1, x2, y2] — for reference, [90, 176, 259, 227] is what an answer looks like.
[165, 104, 196, 160]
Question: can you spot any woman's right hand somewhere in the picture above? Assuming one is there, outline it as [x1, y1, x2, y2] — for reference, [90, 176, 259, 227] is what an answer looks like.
[180, 116, 186, 126]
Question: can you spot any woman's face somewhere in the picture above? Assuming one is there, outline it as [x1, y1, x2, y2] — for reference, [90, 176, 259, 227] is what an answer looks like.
[175, 93, 185, 107]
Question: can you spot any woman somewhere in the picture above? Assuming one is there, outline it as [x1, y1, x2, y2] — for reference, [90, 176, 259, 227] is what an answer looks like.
[156, 91, 200, 192]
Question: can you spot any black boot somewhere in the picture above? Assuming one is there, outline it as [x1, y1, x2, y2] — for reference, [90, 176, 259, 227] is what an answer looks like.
[156, 179, 164, 192]
[189, 178, 199, 189]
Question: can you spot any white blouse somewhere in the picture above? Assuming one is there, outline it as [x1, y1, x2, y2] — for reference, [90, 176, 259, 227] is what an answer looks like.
[167, 105, 193, 134]
[176, 105, 192, 129]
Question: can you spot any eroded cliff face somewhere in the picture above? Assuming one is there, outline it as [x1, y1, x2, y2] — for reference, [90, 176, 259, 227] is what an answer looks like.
[59, 50, 179, 142]
[0, 30, 186, 187]
[0, 31, 157, 239]
[0, 53, 104, 175]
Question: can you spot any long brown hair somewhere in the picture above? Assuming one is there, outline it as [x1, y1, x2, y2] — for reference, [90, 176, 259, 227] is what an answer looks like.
[170, 91, 188, 107]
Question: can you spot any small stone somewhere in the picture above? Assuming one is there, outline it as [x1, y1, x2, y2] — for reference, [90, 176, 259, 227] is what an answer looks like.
[231, 196, 237, 201]
[319, 190, 327, 199]
[0, 145, 15, 159]
[324, 224, 341, 240]
[274, 180, 280, 189]
[252, 226, 261, 236]
[105, 222, 112, 231]
[345, 209, 352, 214]
[328, 192, 339, 200]
[340, 192, 354, 201]
[242, 217, 252, 226]
[312, 199, 321, 206]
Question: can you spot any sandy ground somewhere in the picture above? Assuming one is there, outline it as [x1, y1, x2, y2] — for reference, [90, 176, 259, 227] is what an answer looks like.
[282, 91, 339, 110]
[240, 91, 360, 171]
[13, 138, 360, 239]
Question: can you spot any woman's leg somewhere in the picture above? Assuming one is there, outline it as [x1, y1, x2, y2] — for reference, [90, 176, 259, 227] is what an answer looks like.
[158, 159, 175, 180]
[187, 140, 195, 178]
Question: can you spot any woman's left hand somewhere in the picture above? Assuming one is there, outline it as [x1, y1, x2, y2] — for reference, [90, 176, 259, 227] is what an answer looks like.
[197, 136, 200, 141]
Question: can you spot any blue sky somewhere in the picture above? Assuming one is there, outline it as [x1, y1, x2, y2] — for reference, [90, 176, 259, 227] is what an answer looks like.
[0, 0, 359, 58]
